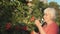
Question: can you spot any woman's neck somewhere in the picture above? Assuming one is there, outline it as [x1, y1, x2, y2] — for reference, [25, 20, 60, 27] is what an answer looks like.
[46, 20, 54, 25]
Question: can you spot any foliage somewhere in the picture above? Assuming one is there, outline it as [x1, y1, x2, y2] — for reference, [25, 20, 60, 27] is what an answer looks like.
[0, 0, 47, 34]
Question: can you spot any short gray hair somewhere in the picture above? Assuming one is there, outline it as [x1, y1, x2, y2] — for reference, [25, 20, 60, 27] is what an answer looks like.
[44, 7, 56, 19]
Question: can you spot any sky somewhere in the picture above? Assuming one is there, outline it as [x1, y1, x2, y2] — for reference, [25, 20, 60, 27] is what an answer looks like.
[48, 0, 60, 5]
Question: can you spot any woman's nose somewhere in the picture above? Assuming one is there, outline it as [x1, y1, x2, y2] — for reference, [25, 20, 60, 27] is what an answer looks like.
[43, 15, 46, 19]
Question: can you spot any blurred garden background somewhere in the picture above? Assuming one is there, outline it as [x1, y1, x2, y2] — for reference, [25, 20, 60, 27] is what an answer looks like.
[0, 0, 60, 34]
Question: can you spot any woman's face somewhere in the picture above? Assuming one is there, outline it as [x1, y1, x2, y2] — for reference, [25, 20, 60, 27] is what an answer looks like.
[43, 12, 51, 22]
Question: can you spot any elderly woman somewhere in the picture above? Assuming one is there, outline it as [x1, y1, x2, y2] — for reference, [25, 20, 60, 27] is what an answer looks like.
[31, 8, 59, 34]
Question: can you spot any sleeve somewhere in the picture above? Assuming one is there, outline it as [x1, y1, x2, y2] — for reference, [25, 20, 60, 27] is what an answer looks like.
[46, 25, 59, 34]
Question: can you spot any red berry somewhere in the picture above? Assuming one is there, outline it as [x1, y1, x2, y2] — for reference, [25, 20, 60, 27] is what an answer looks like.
[22, 26, 27, 30]
[30, 16, 35, 22]
[5, 22, 11, 30]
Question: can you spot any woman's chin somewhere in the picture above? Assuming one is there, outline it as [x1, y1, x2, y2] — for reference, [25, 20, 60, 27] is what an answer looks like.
[45, 20, 47, 22]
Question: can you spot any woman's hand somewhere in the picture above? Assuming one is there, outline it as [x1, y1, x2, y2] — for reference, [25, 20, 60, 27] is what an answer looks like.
[35, 20, 41, 28]
[35, 20, 46, 34]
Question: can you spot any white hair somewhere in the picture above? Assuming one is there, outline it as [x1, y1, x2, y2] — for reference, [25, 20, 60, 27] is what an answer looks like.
[44, 8, 56, 19]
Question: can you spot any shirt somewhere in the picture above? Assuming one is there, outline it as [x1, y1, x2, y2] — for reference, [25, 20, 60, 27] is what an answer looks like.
[42, 22, 59, 34]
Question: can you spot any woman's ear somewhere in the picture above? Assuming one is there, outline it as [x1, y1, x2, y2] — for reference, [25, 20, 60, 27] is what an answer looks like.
[49, 14, 54, 20]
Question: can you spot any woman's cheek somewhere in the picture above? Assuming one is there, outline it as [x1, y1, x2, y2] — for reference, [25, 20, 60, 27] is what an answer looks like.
[44, 16, 48, 22]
